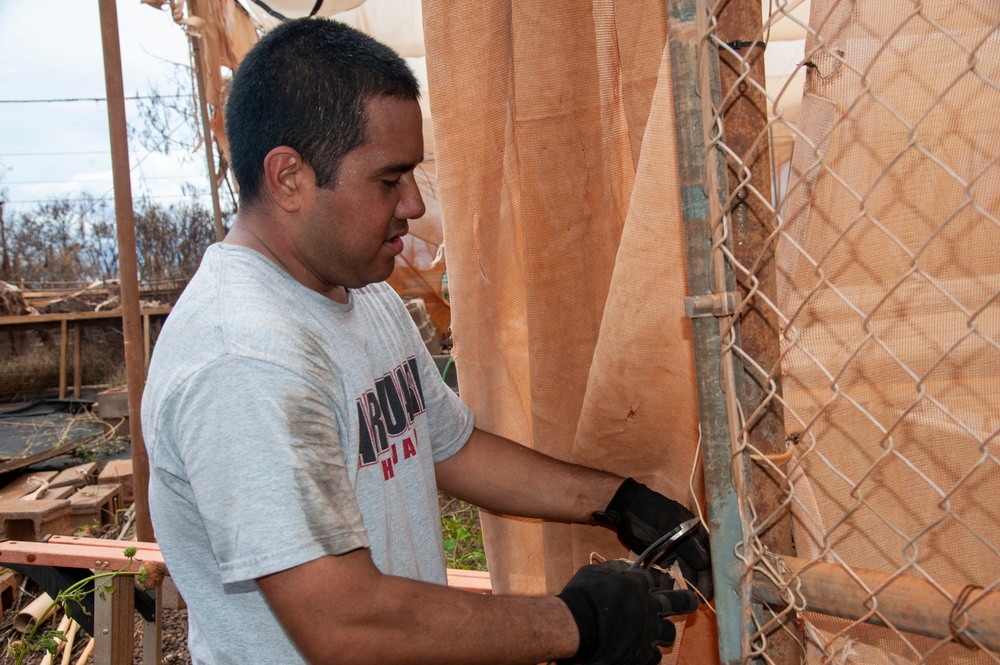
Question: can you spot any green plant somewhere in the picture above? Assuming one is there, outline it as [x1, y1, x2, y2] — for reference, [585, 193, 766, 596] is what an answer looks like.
[439, 494, 487, 571]
[7, 547, 165, 665]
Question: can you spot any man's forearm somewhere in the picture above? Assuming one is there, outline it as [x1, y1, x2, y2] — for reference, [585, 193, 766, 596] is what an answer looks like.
[259, 549, 578, 665]
[434, 427, 623, 523]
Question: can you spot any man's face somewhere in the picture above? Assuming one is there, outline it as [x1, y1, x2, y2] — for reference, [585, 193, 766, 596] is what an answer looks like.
[295, 95, 425, 293]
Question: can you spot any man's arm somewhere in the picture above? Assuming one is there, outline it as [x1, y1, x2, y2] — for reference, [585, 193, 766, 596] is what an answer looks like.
[435, 426, 714, 601]
[257, 547, 577, 665]
[434, 427, 623, 522]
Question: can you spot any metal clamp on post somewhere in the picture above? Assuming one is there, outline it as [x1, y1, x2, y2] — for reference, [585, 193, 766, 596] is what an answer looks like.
[684, 292, 740, 319]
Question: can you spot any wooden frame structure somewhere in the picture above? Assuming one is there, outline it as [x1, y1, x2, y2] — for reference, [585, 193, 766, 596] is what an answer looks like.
[0, 307, 172, 400]
[0, 536, 492, 665]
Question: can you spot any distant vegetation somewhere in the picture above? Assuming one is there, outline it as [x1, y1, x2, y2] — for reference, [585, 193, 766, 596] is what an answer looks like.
[0, 190, 227, 287]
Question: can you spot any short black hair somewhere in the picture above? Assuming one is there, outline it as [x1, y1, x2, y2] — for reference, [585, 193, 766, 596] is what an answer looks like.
[225, 18, 420, 204]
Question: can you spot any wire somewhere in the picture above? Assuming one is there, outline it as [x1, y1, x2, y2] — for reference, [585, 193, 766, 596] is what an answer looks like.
[5, 175, 200, 186]
[0, 94, 186, 105]
[6, 193, 209, 205]
[0, 151, 112, 158]
[4, 116, 201, 212]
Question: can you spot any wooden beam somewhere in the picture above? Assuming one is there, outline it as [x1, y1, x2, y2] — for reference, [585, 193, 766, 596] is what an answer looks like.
[0, 306, 172, 328]
[0, 537, 164, 573]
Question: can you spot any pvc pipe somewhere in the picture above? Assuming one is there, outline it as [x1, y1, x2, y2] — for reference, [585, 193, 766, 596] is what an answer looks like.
[14, 593, 57, 633]
[61, 620, 80, 665]
[75, 638, 95, 665]
[39, 614, 70, 665]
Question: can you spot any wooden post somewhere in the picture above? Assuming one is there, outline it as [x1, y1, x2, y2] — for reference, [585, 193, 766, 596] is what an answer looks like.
[98, 0, 154, 543]
[142, 588, 162, 665]
[93, 574, 134, 665]
[73, 321, 82, 399]
[0, 201, 11, 282]
[143, 313, 151, 372]
[59, 318, 68, 400]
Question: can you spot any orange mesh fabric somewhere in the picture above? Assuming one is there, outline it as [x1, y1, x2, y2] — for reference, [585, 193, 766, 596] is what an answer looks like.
[423, 2, 718, 661]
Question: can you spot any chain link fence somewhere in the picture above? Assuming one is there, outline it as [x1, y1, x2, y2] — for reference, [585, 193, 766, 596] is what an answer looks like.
[684, 0, 1000, 662]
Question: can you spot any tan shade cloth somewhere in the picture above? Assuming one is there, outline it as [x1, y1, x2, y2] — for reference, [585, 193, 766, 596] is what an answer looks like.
[424, 1, 718, 661]
[777, 0, 1000, 661]
[186, 0, 258, 108]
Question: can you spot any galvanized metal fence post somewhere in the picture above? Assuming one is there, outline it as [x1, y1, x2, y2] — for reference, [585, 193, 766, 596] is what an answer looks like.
[665, 0, 751, 662]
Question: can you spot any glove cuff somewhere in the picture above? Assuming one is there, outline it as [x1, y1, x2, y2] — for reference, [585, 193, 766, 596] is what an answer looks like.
[555, 587, 600, 665]
[591, 477, 644, 532]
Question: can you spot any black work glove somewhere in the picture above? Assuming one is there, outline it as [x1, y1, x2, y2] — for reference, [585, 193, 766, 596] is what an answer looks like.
[592, 477, 713, 601]
[556, 559, 698, 665]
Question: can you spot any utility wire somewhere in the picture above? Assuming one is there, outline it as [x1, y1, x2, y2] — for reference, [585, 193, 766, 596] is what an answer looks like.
[7, 175, 200, 185]
[1, 151, 112, 157]
[0, 94, 187, 104]
[8, 193, 209, 205]
[4, 116, 202, 209]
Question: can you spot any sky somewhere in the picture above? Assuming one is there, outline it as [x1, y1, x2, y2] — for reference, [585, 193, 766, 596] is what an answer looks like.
[0, 1, 210, 219]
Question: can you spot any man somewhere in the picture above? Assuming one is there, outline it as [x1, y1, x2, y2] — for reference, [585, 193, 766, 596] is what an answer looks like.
[142, 18, 710, 665]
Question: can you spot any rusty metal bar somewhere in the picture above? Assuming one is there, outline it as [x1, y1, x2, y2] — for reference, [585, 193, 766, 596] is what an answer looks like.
[97, 0, 153, 543]
[754, 556, 1000, 651]
[713, 0, 801, 661]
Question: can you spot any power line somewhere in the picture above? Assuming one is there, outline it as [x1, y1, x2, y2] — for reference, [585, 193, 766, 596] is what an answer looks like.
[5, 117, 205, 211]
[1, 150, 111, 157]
[5, 193, 210, 205]
[0, 94, 187, 105]
[6, 175, 201, 185]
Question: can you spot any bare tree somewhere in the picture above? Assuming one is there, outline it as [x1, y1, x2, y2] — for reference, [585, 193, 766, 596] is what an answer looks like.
[4, 193, 225, 287]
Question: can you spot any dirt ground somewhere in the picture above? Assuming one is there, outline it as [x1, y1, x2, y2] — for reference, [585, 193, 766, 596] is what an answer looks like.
[135, 608, 191, 665]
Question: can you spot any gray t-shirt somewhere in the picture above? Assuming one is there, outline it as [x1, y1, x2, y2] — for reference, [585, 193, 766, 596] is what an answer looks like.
[141, 244, 474, 664]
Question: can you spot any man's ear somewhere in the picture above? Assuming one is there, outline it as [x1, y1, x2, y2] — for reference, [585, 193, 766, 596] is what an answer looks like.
[262, 146, 311, 212]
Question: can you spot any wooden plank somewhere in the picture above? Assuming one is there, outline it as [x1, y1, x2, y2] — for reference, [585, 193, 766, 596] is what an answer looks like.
[0, 306, 172, 328]
[0, 472, 58, 501]
[0, 538, 164, 574]
[446, 569, 492, 595]
[5, 536, 482, 597]
[50, 462, 98, 489]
